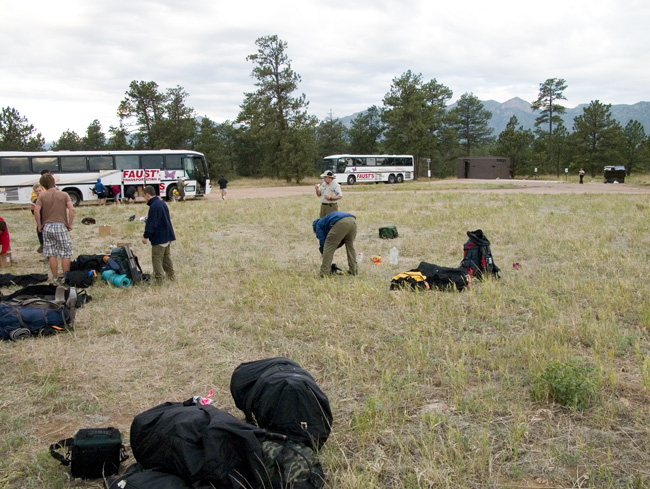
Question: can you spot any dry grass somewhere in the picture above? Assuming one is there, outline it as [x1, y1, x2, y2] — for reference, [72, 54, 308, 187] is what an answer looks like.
[1, 186, 650, 488]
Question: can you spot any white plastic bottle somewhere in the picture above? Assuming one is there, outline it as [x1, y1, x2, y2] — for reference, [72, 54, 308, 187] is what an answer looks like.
[357, 251, 364, 264]
[389, 247, 399, 265]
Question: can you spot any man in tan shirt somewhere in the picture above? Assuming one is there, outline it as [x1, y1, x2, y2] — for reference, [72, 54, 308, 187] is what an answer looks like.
[314, 170, 343, 218]
[34, 173, 75, 282]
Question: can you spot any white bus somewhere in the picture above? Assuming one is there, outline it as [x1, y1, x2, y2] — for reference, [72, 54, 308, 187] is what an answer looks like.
[0, 150, 211, 206]
[321, 154, 414, 185]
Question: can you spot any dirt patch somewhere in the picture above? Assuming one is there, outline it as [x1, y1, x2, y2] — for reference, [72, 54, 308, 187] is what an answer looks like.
[207, 179, 650, 200]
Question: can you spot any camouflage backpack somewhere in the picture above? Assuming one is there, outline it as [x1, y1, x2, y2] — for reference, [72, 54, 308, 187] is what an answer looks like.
[262, 440, 325, 489]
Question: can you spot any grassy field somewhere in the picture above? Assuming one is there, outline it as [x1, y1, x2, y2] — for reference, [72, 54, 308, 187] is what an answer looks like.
[1, 183, 649, 488]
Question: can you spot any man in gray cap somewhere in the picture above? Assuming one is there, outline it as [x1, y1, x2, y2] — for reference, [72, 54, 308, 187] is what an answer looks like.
[314, 170, 343, 217]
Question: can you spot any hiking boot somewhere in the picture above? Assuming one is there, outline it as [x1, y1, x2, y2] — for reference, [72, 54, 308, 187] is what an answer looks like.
[37, 245, 43, 253]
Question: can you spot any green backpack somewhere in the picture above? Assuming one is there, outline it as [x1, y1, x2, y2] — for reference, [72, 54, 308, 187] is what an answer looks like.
[109, 244, 144, 283]
[379, 226, 398, 239]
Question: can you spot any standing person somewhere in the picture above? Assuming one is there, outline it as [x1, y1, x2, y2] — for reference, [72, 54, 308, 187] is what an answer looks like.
[218, 175, 228, 200]
[176, 177, 186, 202]
[123, 185, 137, 204]
[92, 178, 108, 205]
[111, 185, 122, 205]
[34, 173, 75, 283]
[31, 183, 44, 253]
[0, 217, 10, 256]
[312, 211, 358, 277]
[315, 170, 342, 217]
[579, 168, 585, 184]
[141, 185, 175, 284]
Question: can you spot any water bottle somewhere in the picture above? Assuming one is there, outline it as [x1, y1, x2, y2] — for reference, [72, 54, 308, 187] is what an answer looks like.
[389, 247, 399, 265]
[357, 251, 363, 264]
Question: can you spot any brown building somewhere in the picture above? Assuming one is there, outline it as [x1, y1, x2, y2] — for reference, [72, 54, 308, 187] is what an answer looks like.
[457, 157, 511, 179]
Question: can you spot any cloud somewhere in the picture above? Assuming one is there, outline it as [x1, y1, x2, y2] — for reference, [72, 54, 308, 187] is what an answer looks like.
[1, 0, 649, 140]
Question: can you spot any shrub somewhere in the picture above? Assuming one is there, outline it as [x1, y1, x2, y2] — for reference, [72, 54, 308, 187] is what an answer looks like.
[533, 360, 601, 411]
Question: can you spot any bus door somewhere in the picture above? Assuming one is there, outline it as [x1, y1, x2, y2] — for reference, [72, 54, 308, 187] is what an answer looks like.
[182, 156, 208, 195]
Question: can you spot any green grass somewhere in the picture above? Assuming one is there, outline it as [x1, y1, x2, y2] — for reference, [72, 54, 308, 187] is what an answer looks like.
[1, 186, 650, 488]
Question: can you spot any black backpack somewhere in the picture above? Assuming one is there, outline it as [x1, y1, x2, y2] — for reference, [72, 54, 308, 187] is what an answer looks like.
[230, 357, 333, 449]
[110, 244, 144, 283]
[416, 262, 470, 291]
[70, 254, 107, 273]
[390, 263, 470, 292]
[120, 434, 325, 489]
[130, 402, 269, 489]
[460, 229, 500, 280]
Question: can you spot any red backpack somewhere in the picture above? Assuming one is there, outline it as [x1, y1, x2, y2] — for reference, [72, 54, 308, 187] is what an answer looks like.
[460, 230, 500, 280]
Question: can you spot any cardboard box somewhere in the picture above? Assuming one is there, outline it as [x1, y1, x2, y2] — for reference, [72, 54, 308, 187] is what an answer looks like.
[98, 225, 111, 237]
[116, 241, 132, 247]
[0, 252, 12, 268]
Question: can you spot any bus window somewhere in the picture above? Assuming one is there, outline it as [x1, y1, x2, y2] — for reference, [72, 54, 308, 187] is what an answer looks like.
[142, 154, 163, 170]
[115, 155, 139, 169]
[32, 156, 59, 174]
[165, 155, 183, 169]
[337, 158, 347, 173]
[0, 157, 29, 175]
[61, 156, 87, 172]
[366, 157, 376, 166]
[89, 156, 113, 171]
[376, 158, 386, 166]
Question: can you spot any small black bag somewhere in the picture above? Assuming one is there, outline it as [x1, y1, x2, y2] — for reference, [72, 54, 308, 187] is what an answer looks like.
[50, 427, 128, 479]
[65, 270, 96, 288]
[379, 226, 398, 239]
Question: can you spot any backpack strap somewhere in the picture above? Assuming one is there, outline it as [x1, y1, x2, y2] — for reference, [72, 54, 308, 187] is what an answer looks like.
[49, 438, 74, 466]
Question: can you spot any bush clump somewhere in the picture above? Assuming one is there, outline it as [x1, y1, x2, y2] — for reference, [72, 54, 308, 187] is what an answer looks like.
[533, 360, 601, 411]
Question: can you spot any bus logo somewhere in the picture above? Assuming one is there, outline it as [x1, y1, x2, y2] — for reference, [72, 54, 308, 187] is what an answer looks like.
[123, 169, 161, 184]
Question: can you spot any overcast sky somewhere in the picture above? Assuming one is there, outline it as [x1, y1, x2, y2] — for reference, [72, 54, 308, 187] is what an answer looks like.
[2, 0, 649, 142]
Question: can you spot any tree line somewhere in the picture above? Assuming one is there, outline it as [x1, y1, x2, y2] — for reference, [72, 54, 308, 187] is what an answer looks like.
[2, 35, 649, 181]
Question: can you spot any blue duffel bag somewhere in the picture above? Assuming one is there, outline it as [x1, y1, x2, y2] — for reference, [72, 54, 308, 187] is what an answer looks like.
[0, 285, 88, 341]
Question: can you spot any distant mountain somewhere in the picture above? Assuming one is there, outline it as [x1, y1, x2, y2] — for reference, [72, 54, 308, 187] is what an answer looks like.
[480, 97, 650, 135]
[338, 98, 650, 136]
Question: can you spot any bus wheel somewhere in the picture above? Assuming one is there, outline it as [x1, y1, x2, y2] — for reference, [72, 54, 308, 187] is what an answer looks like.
[388, 174, 396, 184]
[65, 190, 81, 207]
[396, 174, 404, 183]
[347, 175, 356, 185]
[166, 184, 178, 201]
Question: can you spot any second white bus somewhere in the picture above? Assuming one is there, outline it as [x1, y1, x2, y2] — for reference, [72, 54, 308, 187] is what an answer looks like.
[321, 154, 414, 185]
